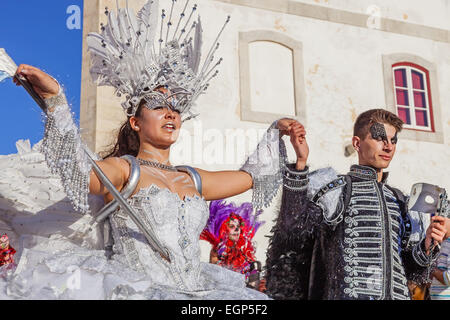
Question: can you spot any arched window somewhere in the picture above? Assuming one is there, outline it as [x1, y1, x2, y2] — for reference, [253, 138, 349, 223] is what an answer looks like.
[393, 63, 434, 131]
[382, 54, 443, 144]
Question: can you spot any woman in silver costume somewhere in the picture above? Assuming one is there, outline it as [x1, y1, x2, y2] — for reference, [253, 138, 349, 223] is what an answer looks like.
[0, 0, 306, 300]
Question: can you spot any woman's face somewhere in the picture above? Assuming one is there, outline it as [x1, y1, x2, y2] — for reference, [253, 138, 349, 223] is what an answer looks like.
[227, 218, 241, 242]
[136, 105, 182, 149]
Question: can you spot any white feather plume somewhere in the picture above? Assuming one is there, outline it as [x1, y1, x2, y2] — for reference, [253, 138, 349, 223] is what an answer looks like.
[0, 48, 18, 81]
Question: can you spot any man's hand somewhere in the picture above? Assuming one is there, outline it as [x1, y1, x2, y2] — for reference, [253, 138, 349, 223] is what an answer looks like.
[277, 118, 309, 171]
[13, 64, 59, 99]
[277, 118, 297, 136]
[425, 216, 448, 252]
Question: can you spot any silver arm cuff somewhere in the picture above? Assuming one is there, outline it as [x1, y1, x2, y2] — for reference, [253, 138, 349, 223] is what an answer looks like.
[240, 121, 287, 210]
[283, 164, 309, 192]
[412, 238, 440, 267]
[41, 86, 93, 214]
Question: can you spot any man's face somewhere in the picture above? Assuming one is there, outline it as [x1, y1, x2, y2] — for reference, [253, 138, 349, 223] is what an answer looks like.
[354, 123, 398, 170]
[227, 218, 241, 242]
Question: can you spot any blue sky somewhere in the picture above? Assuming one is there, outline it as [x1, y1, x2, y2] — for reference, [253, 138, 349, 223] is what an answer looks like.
[0, 0, 83, 155]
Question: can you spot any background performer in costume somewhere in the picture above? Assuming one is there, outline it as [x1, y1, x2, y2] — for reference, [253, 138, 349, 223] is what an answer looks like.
[201, 200, 265, 291]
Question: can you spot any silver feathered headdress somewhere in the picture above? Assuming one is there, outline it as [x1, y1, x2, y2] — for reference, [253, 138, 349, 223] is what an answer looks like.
[87, 0, 229, 121]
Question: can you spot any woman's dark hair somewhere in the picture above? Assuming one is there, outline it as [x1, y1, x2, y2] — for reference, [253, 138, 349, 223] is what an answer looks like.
[102, 101, 145, 159]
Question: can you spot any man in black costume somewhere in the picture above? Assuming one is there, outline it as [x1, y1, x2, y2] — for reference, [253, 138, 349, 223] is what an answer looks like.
[266, 109, 448, 300]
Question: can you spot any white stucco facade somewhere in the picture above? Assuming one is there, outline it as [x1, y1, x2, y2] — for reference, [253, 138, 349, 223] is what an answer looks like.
[80, 0, 450, 265]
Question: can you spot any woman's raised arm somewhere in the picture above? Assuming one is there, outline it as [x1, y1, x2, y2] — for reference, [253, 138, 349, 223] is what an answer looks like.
[195, 169, 253, 201]
[14, 64, 127, 210]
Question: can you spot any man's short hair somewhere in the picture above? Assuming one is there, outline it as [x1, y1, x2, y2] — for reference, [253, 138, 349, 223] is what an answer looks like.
[353, 109, 404, 140]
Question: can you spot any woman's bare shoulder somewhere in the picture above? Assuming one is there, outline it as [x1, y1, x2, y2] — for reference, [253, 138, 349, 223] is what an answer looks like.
[98, 156, 131, 176]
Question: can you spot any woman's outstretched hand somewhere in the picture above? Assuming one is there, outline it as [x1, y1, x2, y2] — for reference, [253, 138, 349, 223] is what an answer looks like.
[13, 64, 59, 99]
[277, 118, 309, 171]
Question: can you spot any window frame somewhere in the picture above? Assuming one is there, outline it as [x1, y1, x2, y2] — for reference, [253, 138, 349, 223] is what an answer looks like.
[392, 62, 435, 132]
[239, 30, 306, 124]
[382, 54, 443, 144]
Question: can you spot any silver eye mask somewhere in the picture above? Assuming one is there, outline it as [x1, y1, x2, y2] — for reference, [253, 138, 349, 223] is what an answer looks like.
[140, 89, 195, 121]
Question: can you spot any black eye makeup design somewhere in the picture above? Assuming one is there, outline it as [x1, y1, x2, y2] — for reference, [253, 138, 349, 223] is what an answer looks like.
[370, 122, 398, 145]
[391, 132, 398, 145]
[370, 123, 388, 142]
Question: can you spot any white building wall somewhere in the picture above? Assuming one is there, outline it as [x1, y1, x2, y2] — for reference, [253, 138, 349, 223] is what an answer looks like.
[291, 0, 450, 30]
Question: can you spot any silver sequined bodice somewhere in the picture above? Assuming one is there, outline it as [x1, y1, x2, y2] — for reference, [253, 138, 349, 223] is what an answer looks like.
[109, 184, 209, 291]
